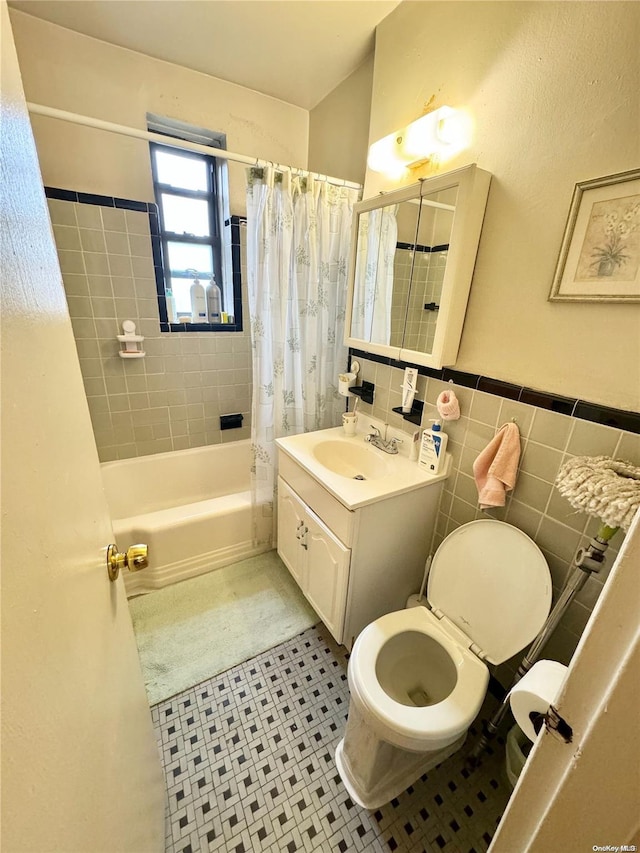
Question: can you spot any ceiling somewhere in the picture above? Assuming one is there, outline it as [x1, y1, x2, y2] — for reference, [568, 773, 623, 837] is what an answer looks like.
[8, 0, 401, 110]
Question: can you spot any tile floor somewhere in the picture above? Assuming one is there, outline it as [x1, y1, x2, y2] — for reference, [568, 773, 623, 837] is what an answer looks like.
[152, 624, 512, 853]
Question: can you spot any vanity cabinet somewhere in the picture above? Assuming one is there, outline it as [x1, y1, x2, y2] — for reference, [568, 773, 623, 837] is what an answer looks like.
[278, 478, 350, 642]
[277, 449, 444, 649]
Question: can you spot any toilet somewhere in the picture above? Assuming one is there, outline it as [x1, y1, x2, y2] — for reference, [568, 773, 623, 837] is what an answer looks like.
[335, 519, 552, 809]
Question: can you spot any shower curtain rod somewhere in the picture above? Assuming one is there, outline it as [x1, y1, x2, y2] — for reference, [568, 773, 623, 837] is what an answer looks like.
[26, 102, 363, 191]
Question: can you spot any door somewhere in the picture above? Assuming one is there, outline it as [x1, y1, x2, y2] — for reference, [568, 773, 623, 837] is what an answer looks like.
[0, 9, 165, 853]
[490, 511, 640, 851]
[304, 507, 351, 644]
[277, 476, 306, 586]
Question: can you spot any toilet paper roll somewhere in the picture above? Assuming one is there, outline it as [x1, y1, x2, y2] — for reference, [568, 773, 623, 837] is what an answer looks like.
[509, 660, 568, 742]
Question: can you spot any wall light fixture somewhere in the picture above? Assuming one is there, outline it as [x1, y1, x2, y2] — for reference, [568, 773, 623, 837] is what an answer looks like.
[367, 106, 471, 177]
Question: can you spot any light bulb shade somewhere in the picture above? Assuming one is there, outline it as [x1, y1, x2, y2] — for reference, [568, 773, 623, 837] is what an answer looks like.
[367, 106, 470, 174]
[367, 131, 407, 174]
[402, 106, 455, 159]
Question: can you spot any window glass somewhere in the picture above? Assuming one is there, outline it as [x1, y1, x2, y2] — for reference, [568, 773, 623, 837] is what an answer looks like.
[154, 149, 208, 191]
[161, 194, 210, 237]
[166, 241, 213, 277]
[170, 277, 199, 316]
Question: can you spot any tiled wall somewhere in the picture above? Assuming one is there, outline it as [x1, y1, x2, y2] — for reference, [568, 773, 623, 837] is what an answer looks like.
[403, 249, 447, 353]
[47, 196, 251, 462]
[390, 247, 447, 352]
[350, 353, 639, 686]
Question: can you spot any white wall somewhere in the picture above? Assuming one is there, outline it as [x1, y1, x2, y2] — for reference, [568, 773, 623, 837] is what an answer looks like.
[308, 54, 374, 186]
[10, 9, 309, 215]
[366, 1, 640, 412]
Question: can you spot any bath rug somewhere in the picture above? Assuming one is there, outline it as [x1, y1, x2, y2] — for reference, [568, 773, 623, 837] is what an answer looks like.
[129, 550, 318, 705]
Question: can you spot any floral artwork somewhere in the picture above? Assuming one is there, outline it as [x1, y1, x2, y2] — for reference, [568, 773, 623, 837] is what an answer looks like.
[549, 170, 640, 302]
[575, 195, 640, 280]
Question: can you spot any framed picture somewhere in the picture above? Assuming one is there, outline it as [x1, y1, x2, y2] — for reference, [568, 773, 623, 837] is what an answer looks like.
[549, 168, 640, 302]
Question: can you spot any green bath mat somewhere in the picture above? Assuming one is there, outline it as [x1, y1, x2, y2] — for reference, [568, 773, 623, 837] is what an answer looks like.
[129, 550, 318, 706]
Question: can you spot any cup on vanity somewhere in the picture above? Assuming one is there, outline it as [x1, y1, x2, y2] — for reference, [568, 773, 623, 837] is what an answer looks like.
[342, 412, 358, 436]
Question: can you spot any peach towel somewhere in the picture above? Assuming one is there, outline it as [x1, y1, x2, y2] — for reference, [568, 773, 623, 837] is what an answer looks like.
[473, 422, 521, 508]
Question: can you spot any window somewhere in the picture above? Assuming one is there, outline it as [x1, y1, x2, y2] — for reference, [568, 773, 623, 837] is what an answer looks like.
[148, 116, 240, 331]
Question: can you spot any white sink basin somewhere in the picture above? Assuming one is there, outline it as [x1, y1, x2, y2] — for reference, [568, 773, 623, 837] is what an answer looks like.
[312, 440, 391, 480]
[276, 426, 450, 509]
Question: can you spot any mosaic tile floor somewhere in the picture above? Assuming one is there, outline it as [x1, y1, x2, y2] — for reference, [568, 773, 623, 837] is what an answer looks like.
[152, 624, 512, 853]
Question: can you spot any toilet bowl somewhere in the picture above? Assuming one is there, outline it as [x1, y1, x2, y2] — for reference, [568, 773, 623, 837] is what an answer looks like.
[335, 519, 552, 809]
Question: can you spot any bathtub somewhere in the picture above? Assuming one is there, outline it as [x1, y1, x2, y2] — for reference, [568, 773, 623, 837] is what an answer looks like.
[101, 440, 269, 597]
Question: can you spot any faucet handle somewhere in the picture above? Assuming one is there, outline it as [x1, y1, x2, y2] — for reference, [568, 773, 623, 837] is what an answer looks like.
[369, 424, 381, 437]
[390, 436, 403, 447]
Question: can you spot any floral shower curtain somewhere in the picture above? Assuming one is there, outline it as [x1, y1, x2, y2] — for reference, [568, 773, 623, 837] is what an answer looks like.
[245, 167, 359, 545]
[350, 205, 398, 345]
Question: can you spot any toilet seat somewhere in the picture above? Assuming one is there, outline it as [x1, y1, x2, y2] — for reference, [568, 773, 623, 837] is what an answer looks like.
[348, 606, 489, 752]
[427, 519, 552, 664]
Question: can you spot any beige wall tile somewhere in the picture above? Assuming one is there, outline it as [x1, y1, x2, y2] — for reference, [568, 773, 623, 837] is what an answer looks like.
[497, 399, 534, 436]
[505, 500, 542, 540]
[79, 228, 106, 253]
[58, 250, 85, 274]
[529, 408, 573, 450]
[520, 441, 563, 483]
[468, 391, 501, 427]
[47, 198, 77, 226]
[546, 490, 589, 533]
[536, 517, 582, 563]
[83, 253, 110, 276]
[617, 431, 640, 465]
[104, 231, 130, 255]
[75, 204, 102, 228]
[53, 224, 81, 251]
[511, 471, 552, 512]
[100, 208, 127, 232]
[567, 419, 620, 457]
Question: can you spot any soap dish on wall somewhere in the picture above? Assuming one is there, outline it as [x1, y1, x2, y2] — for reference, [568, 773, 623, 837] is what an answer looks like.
[392, 400, 424, 425]
[117, 320, 145, 359]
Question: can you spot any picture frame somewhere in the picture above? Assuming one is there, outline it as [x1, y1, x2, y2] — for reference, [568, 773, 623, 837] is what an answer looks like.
[549, 168, 640, 302]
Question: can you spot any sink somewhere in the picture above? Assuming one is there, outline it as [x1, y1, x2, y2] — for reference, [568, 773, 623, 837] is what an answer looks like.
[312, 440, 391, 480]
[276, 426, 450, 510]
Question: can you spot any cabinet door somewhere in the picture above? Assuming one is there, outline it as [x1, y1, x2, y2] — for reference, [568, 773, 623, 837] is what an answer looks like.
[303, 507, 351, 644]
[277, 477, 306, 587]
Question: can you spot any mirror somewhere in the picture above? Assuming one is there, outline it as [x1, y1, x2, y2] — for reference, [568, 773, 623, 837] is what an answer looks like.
[345, 164, 491, 369]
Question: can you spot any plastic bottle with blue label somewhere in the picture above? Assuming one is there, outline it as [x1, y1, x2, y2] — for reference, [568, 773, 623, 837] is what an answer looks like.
[418, 420, 448, 474]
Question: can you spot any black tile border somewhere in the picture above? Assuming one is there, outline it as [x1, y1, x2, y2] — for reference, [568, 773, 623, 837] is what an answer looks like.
[45, 187, 244, 335]
[397, 242, 450, 254]
[46, 186, 158, 212]
[348, 347, 640, 435]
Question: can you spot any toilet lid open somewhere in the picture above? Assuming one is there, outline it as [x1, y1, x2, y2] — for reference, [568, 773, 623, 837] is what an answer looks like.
[427, 520, 552, 665]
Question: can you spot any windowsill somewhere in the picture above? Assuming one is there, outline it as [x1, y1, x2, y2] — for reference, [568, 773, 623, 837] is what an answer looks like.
[160, 320, 243, 333]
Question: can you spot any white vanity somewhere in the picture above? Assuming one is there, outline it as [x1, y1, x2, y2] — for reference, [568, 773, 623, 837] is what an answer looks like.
[276, 422, 450, 649]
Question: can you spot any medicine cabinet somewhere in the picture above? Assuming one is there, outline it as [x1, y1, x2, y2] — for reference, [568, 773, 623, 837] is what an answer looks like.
[344, 164, 491, 369]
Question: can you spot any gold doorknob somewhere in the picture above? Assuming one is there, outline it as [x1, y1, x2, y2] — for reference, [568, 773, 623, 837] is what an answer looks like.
[107, 543, 149, 582]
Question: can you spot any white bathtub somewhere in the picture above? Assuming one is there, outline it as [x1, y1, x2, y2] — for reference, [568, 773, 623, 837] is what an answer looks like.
[101, 440, 269, 596]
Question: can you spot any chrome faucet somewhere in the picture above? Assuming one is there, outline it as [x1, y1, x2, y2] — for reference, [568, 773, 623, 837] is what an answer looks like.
[365, 425, 403, 455]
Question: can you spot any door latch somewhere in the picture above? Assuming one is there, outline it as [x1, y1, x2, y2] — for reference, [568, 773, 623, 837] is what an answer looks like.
[529, 704, 573, 743]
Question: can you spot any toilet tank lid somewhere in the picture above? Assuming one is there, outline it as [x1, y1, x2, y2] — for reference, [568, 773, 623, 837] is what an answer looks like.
[427, 520, 552, 665]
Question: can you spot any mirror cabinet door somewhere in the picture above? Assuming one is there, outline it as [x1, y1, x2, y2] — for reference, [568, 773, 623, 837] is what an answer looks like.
[351, 199, 421, 347]
[402, 186, 458, 356]
[345, 165, 491, 368]
[351, 198, 420, 350]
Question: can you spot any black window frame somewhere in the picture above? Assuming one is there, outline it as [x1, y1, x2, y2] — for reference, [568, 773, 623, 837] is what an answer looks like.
[150, 140, 242, 333]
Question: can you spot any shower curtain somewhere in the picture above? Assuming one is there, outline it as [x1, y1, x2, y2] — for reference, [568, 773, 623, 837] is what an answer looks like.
[245, 167, 359, 545]
[350, 205, 398, 345]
